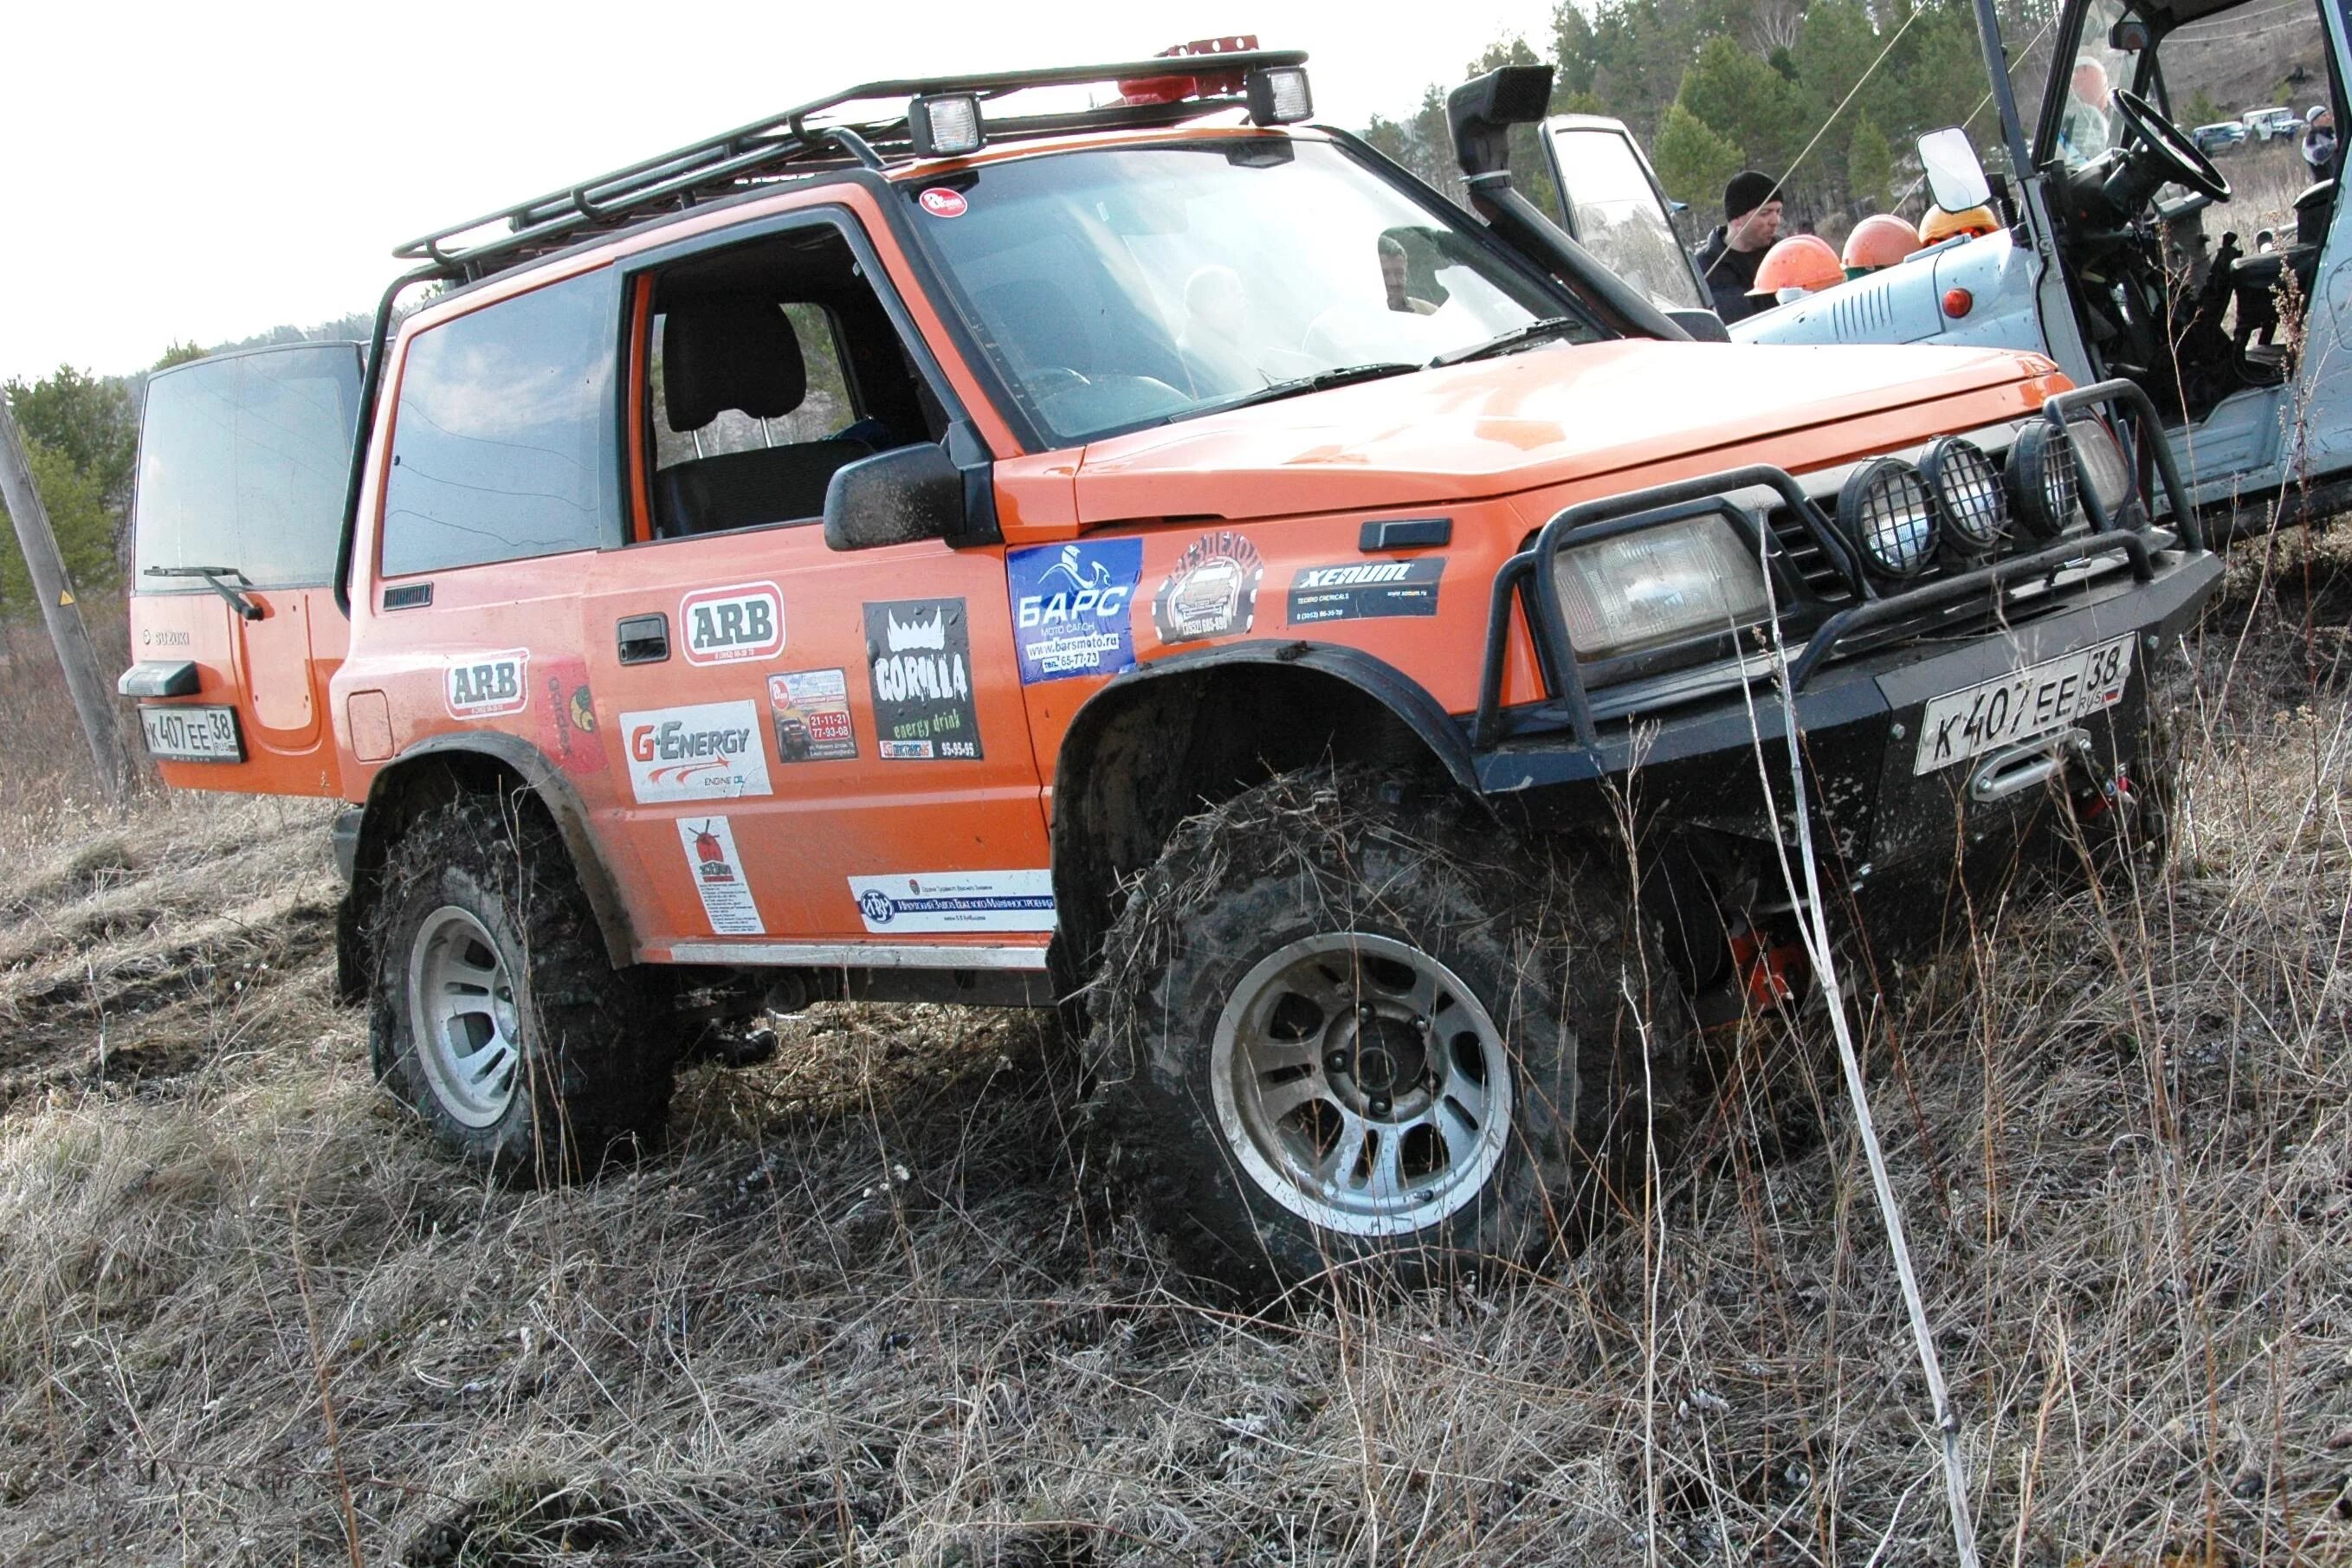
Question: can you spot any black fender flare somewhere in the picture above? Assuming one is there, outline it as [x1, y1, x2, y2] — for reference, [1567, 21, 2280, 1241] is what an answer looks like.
[1048, 641, 1481, 982]
[350, 732, 639, 970]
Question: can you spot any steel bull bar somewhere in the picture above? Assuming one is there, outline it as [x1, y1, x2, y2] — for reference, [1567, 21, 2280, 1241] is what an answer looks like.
[1470, 379, 2207, 758]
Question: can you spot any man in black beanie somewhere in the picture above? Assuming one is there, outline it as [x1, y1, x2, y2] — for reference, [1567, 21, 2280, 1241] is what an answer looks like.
[1696, 170, 1784, 324]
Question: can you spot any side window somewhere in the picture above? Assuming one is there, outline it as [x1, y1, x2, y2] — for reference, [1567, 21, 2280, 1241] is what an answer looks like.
[380, 268, 622, 578]
[638, 221, 947, 541]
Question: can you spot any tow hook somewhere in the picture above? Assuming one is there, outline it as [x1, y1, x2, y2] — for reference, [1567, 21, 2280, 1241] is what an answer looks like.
[1696, 923, 1811, 1031]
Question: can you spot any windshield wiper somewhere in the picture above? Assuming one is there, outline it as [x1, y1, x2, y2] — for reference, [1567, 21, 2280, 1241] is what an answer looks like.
[1427, 317, 1586, 368]
[145, 565, 262, 621]
[1191, 362, 1421, 416]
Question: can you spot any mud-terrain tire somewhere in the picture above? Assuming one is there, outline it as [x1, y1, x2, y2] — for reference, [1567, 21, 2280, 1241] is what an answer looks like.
[369, 791, 674, 1183]
[1084, 769, 1695, 1292]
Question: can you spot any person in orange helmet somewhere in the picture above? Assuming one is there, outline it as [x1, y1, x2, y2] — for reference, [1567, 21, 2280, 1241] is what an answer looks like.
[1748, 234, 1845, 307]
[1919, 203, 2000, 245]
[1842, 212, 1922, 277]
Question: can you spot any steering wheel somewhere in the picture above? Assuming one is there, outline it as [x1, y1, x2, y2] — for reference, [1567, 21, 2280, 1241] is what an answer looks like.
[2112, 88, 2232, 203]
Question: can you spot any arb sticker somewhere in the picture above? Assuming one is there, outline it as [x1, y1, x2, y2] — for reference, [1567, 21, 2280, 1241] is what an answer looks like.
[1287, 558, 1445, 623]
[768, 668, 858, 762]
[1153, 530, 1263, 644]
[1007, 539, 1142, 684]
[680, 582, 785, 666]
[619, 700, 773, 802]
[445, 650, 530, 718]
[864, 599, 981, 760]
[679, 817, 764, 936]
[919, 188, 968, 218]
[849, 870, 1054, 933]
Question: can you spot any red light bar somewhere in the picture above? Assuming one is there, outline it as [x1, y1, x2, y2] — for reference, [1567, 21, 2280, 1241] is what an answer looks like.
[1119, 35, 1259, 106]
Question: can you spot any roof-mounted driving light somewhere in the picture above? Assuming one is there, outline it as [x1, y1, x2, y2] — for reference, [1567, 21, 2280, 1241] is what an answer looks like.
[1918, 436, 2008, 554]
[1838, 458, 1939, 578]
[2006, 422, 2078, 540]
[909, 94, 985, 158]
[1245, 66, 1314, 126]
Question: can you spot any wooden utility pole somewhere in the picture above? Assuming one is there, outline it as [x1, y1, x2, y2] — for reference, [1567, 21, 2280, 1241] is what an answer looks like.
[0, 391, 131, 804]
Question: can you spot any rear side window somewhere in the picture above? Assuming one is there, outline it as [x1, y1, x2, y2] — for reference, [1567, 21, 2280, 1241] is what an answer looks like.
[133, 344, 364, 590]
[380, 268, 622, 578]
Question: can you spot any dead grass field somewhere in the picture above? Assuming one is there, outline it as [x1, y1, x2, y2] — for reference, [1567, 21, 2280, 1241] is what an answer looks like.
[0, 531, 2347, 1566]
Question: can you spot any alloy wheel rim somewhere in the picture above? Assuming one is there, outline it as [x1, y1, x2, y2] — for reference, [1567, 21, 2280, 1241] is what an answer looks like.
[408, 906, 525, 1129]
[1210, 932, 1513, 1238]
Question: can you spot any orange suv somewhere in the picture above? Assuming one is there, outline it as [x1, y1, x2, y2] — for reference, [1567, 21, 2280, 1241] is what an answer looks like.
[121, 45, 2220, 1287]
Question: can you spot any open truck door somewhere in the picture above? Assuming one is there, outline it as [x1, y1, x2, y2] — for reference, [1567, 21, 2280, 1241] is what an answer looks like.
[1533, 114, 1718, 322]
[122, 342, 363, 796]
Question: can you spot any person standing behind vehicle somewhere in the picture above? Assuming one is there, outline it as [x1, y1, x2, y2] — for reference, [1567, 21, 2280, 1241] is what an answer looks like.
[1696, 171, 1783, 324]
[2305, 106, 2336, 178]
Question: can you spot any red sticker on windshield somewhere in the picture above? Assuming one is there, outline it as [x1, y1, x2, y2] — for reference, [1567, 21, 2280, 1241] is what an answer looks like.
[919, 188, 967, 218]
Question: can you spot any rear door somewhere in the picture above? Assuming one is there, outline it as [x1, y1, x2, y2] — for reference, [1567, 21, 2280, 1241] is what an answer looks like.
[126, 344, 364, 795]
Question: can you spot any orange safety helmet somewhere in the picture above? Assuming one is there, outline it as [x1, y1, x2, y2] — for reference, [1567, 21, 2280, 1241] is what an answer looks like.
[1843, 212, 1922, 274]
[1748, 234, 1845, 300]
[1919, 203, 2000, 245]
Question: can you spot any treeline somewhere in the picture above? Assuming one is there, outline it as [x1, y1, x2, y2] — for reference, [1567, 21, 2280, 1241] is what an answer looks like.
[1366, 0, 2029, 229]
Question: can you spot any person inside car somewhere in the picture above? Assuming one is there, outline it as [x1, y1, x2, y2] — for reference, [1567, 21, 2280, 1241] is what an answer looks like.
[1696, 170, 1783, 324]
[2058, 58, 2116, 165]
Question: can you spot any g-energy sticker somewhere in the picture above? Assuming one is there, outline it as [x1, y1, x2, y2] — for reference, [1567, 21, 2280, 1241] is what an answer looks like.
[1153, 530, 1263, 644]
[679, 817, 764, 936]
[1008, 539, 1142, 684]
[768, 668, 857, 762]
[680, 582, 785, 666]
[848, 870, 1055, 933]
[445, 650, 530, 718]
[620, 700, 772, 802]
[1287, 558, 1445, 623]
[865, 599, 981, 760]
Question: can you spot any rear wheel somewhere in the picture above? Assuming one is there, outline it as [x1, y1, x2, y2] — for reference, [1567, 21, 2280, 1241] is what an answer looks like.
[1085, 770, 1694, 1291]
[369, 791, 674, 1182]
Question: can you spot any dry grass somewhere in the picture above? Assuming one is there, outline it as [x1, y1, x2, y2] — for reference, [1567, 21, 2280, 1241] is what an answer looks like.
[0, 535, 2347, 1566]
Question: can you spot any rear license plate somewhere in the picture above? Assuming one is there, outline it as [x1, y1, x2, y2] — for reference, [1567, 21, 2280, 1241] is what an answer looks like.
[1912, 635, 2132, 776]
[140, 705, 243, 762]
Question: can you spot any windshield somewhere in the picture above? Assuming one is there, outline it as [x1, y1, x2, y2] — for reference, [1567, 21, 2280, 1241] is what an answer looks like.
[2041, 1, 2154, 166]
[902, 139, 1590, 446]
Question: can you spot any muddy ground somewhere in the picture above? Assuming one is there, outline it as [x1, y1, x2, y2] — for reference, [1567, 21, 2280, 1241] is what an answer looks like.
[0, 532, 2347, 1565]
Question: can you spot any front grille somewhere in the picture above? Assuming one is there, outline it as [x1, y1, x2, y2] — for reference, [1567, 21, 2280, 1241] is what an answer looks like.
[1766, 507, 1857, 603]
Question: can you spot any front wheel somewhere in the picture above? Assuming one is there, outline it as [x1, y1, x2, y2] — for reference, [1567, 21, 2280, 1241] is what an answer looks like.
[1085, 770, 1694, 1291]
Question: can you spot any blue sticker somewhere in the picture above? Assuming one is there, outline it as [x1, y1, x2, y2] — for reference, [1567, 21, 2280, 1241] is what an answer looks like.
[1007, 539, 1144, 684]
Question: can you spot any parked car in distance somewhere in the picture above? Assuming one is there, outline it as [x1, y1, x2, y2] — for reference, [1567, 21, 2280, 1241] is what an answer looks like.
[2242, 106, 2304, 140]
[2193, 120, 2248, 154]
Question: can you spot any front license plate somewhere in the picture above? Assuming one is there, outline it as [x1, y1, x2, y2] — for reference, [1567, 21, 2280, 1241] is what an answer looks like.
[140, 704, 242, 763]
[1912, 635, 2132, 776]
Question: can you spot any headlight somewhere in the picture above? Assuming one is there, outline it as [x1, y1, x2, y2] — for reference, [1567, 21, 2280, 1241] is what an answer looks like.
[2005, 421, 2078, 539]
[1553, 516, 1772, 660]
[1918, 437, 2007, 553]
[2067, 417, 2132, 526]
[1837, 458, 1937, 578]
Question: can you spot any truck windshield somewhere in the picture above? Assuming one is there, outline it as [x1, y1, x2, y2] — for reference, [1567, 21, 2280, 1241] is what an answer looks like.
[903, 138, 1589, 446]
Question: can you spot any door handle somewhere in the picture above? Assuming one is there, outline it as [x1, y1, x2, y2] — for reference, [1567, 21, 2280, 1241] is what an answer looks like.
[617, 613, 669, 665]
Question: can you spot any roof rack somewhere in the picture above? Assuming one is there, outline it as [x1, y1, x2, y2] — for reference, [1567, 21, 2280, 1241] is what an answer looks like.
[392, 47, 1309, 283]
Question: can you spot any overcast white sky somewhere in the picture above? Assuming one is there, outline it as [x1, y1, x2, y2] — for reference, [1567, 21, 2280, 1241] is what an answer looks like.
[3, 0, 1567, 385]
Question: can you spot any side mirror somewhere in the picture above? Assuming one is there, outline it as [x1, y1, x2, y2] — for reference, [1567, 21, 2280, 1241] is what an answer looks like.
[824, 442, 965, 552]
[1664, 308, 1731, 342]
[1918, 127, 1993, 215]
[1447, 64, 1554, 177]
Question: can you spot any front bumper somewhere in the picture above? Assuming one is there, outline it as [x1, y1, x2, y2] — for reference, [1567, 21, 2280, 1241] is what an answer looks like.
[1464, 381, 2223, 874]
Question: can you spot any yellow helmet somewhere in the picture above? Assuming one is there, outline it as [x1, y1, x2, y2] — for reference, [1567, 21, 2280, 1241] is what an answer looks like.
[1919, 204, 1999, 245]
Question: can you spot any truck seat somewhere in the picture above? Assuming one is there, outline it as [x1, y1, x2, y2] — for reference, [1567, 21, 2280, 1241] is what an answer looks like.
[656, 295, 872, 535]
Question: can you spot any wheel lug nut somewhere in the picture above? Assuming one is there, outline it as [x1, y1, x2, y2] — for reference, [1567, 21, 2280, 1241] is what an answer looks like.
[1368, 1096, 1391, 1118]
[1326, 1051, 1349, 1074]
